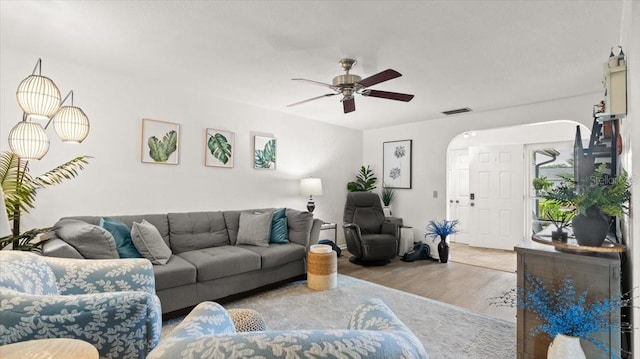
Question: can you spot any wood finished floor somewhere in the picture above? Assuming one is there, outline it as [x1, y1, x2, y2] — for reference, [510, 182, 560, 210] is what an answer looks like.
[337, 249, 517, 323]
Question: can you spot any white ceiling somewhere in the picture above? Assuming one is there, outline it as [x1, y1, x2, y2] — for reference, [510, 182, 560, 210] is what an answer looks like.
[0, 1, 625, 130]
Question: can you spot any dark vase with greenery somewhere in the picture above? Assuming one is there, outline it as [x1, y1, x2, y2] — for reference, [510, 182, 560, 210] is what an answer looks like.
[536, 164, 631, 247]
[425, 219, 459, 263]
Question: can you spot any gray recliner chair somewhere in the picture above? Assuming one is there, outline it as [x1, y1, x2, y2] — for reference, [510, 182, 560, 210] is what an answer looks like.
[343, 192, 399, 265]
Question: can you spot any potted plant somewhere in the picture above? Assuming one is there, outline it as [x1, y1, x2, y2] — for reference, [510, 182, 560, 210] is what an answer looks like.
[518, 272, 628, 358]
[425, 219, 459, 263]
[539, 200, 574, 242]
[537, 165, 631, 247]
[381, 185, 394, 216]
[0, 151, 90, 249]
[347, 165, 377, 192]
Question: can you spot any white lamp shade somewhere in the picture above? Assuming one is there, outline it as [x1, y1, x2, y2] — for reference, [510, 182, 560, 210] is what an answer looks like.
[16, 74, 62, 119]
[0, 187, 11, 237]
[8, 120, 51, 160]
[53, 106, 90, 143]
[300, 178, 323, 196]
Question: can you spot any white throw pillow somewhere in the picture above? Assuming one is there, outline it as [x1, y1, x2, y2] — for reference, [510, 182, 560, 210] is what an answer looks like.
[236, 211, 272, 247]
[131, 219, 172, 265]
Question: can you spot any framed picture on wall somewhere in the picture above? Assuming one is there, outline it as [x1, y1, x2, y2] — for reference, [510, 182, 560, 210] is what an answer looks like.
[383, 139, 412, 188]
[141, 119, 180, 165]
[254, 135, 276, 170]
[205, 128, 234, 168]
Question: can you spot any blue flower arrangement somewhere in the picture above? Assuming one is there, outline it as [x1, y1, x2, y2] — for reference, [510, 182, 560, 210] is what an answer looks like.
[519, 272, 627, 357]
[425, 219, 459, 241]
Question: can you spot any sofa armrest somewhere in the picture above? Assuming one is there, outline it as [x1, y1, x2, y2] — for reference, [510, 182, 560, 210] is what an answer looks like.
[150, 301, 236, 358]
[0, 288, 161, 358]
[42, 256, 156, 295]
[41, 237, 85, 259]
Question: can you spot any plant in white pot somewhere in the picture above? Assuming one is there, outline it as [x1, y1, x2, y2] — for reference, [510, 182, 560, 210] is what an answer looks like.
[518, 273, 629, 359]
[381, 185, 394, 217]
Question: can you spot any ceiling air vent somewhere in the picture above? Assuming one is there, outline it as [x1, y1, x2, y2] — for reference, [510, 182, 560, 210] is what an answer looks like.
[442, 107, 472, 115]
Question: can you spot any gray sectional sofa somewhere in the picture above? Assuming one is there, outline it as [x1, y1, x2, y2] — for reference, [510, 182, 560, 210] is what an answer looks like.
[42, 208, 322, 314]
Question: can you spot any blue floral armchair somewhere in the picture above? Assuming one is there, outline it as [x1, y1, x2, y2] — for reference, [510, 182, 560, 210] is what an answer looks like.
[0, 251, 161, 359]
[149, 298, 428, 358]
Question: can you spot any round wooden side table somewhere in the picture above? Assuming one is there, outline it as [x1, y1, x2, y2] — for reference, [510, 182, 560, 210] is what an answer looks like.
[307, 250, 337, 290]
[0, 338, 98, 359]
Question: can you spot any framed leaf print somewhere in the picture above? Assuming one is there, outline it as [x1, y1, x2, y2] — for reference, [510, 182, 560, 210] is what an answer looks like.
[205, 129, 234, 168]
[254, 135, 276, 170]
[141, 119, 179, 165]
[383, 139, 412, 189]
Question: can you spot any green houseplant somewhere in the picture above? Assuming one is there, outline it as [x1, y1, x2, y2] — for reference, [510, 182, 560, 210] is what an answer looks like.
[0, 151, 90, 250]
[537, 165, 631, 246]
[347, 165, 377, 192]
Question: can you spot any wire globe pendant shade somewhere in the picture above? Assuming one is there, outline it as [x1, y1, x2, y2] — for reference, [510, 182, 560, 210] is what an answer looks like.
[53, 105, 90, 143]
[16, 74, 62, 120]
[8, 120, 51, 160]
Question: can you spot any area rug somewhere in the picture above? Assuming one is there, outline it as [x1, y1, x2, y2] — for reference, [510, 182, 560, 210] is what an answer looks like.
[163, 274, 516, 359]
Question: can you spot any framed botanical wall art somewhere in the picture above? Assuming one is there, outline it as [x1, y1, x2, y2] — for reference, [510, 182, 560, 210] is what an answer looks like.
[383, 139, 412, 189]
[254, 135, 276, 170]
[205, 129, 234, 168]
[141, 119, 179, 165]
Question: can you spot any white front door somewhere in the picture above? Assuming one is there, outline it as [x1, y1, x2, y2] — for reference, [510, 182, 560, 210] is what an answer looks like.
[447, 149, 471, 244]
[468, 145, 525, 250]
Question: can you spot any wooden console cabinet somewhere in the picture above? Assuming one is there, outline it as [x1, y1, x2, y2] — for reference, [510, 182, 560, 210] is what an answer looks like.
[515, 242, 621, 359]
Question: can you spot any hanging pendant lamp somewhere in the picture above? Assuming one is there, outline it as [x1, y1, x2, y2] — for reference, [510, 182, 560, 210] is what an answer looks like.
[8, 116, 51, 160]
[52, 91, 90, 143]
[16, 58, 61, 120]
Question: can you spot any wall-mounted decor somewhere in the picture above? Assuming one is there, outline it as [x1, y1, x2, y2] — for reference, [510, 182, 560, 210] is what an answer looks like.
[205, 128, 234, 168]
[383, 139, 412, 189]
[141, 118, 179, 164]
[254, 135, 276, 170]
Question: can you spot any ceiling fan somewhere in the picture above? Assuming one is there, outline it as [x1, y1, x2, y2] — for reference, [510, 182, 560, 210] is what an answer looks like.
[287, 58, 414, 114]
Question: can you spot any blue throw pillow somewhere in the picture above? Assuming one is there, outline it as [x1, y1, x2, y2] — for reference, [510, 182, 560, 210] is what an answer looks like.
[270, 208, 289, 243]
[100, 217, 142, 258]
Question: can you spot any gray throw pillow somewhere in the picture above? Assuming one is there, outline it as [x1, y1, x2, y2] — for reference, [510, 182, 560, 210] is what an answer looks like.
[131, 219, 172, 265]
[236, 211, 272, 247]
[55, 218, 119, 259]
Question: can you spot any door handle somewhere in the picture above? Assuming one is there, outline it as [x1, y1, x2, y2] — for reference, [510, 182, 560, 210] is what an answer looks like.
[455, 200, 459, 203]
[450, 200, 453, 203]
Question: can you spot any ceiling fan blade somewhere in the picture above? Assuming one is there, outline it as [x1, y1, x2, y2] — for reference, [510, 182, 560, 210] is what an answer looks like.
[362, 89, 414, 102]
[292, 78, 338, 90]
[358, 69, 402, 88]
[343, 97, 355, 113]
[287, 93, 337, 107]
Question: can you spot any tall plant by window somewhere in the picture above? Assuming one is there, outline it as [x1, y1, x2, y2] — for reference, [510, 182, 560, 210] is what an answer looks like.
[0, 151, 90, 248]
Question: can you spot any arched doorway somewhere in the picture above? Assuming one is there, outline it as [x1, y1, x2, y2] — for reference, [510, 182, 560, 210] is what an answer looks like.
[445, 121, 590, 259]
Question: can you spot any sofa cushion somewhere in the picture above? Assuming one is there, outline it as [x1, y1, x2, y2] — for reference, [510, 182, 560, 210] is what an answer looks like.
[237, 242, 306, 269]
[152, 255, 197, 290]
[236, 211, 273, 247]
[168, 212, 229, 254]
[286, 209, 314, 247]
[177, 247, 261, 282]
[64, 214, 171, 247]
[132, 219, 172, 265]
[269, 208, 289, 244]
[223, 208, 274, 245]
[54, 219, 119, 259]
[100, 217, 142, 258]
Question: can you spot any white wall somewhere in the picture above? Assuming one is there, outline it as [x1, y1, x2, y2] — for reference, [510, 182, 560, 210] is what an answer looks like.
[0, 47, 362, 245]
[619, 0, 639, 353]
[363, 93, 599, 243]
